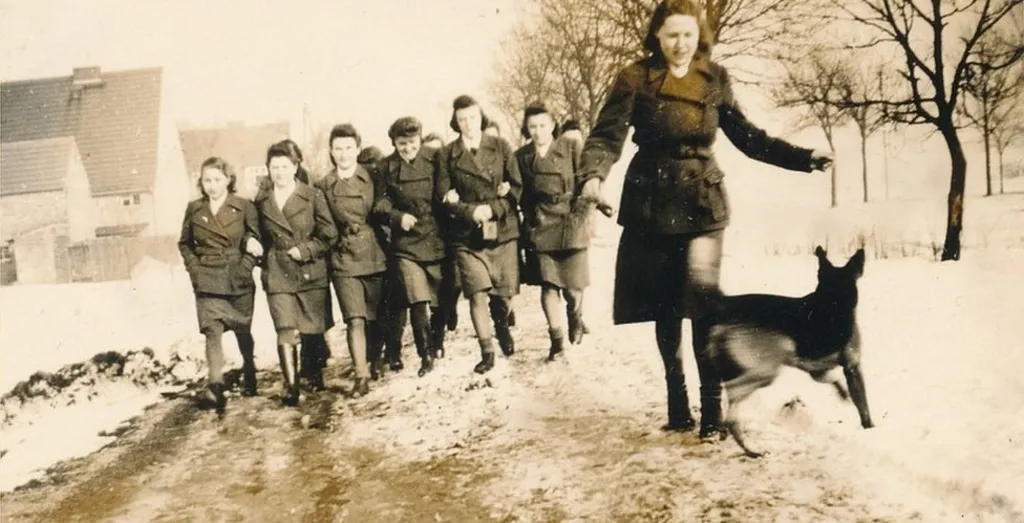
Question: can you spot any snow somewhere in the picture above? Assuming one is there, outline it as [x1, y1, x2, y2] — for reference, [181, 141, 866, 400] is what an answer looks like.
[2, 189, 1023, 511]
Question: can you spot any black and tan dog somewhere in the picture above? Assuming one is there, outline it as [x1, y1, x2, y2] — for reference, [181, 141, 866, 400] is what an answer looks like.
[707, 246, 875, 458]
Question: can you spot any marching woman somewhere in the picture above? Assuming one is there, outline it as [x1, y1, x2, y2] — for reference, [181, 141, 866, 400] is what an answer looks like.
[254, 142, 338, 406]
[436, 95, 523, 374]
[178, 157, 263, 412]
[578, 0, 833, 437]
[374, 116, 448, 377]
[515, 103, 593, 362]
[316, 124, 389, 397]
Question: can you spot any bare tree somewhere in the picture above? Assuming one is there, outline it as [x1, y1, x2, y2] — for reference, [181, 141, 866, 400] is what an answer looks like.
[959, 31, 1024, 196]
[990, 92, 1024, 193]
[838, 65, 893, 203]
[773, 51, 851, 208]
[830, 0, 1023, 260]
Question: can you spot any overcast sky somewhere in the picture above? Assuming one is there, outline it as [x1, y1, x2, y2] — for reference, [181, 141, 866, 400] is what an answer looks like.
[1, 0, 519, 148]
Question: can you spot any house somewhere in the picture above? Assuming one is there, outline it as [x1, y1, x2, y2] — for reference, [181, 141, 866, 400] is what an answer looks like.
[0, 137, 97, 284]
[1, 66, 190, 239]
[179, 121, 291, 200]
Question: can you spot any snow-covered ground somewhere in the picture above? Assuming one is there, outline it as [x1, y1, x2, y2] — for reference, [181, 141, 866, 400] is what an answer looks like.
[2, 188, 1023, 508]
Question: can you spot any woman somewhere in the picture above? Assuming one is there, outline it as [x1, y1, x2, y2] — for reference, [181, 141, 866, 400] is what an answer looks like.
[178, 157, 263, 412]
[515, 103, 592, 361]
[578, 0, 833, 438]
[375, 116, 448, 377]
[316, 124, 389, 397]
[436, 95, 523, 374]
[254, 142, 337, 406]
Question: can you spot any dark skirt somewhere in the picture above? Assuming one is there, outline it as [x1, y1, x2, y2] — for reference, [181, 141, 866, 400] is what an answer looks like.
[456, 240, 520, 298]
[195, 291, 255, 334]
[613, 228, 723, 325]
[537, 249, 589, 290]
[267, 288, 333, 334]
[331, 273, 384, 322]
[395, 257, 443, 306]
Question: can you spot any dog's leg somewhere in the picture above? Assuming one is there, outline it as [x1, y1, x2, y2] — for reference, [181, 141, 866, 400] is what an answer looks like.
[722, 374, 774, 458]
[843, 363, 874, 429]
[811, 369, 850, 401]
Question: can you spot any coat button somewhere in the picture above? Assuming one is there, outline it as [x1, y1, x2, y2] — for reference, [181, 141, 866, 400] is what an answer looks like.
[303, 273, 310, 280]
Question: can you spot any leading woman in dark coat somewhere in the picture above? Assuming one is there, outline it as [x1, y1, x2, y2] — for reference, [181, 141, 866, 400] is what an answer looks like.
[254, 142, 338, 406]
[178, 157, 263, 412]
[578, 0, 833, 438]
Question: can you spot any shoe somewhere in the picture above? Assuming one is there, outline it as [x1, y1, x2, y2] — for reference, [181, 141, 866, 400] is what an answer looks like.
[699, 397, 725, 440]
[240, 362, 258, 397]
[473, 352, 495, 374]
[352, 378, 370, 398]
[417, 356, 434, 377]
[547, 334, 565, 362]
[388, 356, 404, 372]
[277, 344, 300, 407]
[568, 313, 585, 344]
[662, 376, 694, 432]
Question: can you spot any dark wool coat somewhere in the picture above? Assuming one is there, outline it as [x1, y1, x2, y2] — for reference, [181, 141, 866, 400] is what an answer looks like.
[516, 137, 593, 252]
[178, 194, 260, 296]
[374, 148, 447, 262]
[254, 182, 337, 293]
[315, 166, 388, 277]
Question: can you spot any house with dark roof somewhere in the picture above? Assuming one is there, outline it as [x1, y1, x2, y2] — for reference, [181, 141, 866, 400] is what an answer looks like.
[179, 121, 291, 200]
[1, 66, 190, 240]
[0, 137, 98, 284]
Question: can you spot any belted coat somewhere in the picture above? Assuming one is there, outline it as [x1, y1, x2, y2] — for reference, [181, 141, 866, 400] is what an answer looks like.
[516, 137, 593, 252]
[253, 182, 338, 293]
[374, 149, 447, 263]
[178, 194, 260, 296]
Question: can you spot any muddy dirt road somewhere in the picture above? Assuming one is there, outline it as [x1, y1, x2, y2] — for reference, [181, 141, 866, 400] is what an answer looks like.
[2, 282, 1019, 523]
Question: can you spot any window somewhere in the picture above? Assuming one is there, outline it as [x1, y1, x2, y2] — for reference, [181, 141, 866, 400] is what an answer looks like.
[132, 194, 141, 204]
[0, 243, 12, 262]
[122, 196, 132, 206]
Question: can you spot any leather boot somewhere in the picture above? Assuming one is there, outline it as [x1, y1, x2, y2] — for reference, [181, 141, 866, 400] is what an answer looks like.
[237, 334, 258, 397]
[414, 323, 435, 377]
[663, 375, 695, 432]
[567, 311, 585, 345]
[277, 344, 300, 407]
[547, 329, 566, 362]
[474, 351, 495, 374]
[489, 298, 514, 356]
[699, 396, 724, 440]
[430, 307, 446, 359]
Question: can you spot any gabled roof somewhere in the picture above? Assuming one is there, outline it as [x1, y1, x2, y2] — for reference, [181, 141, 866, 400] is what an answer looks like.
[1, 67, 162, 196]
[0, 137, 76, 197]
[179, 121, 291, 175]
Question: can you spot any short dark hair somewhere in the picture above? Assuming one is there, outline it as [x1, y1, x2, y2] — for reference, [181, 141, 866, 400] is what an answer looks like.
[520, 102, 561, 139]
[266, 142, 301, 169]
[328, 124, 362, 167]
[357, 146, 384, 166]
[388, 116, 423, 142]
[643, 0, 714, 63]
[423, 132, 444, 146]
[197, 156, 237, 196]
[561, 119, 581, 132]
[448, 94, 493, 134]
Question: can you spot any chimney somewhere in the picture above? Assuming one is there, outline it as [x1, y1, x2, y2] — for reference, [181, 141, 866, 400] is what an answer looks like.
[71, 66, 105, 88]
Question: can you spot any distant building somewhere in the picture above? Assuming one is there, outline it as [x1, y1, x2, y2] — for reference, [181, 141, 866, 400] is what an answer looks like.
[1, 66, 190, 239]
[179, 121, 291, 200]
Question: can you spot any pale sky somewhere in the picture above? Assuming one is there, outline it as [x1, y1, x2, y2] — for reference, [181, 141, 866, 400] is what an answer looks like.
[1, 0, 519, 149]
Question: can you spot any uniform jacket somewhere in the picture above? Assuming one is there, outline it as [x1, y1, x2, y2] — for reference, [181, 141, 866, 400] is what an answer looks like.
[315, 165, 388, 277]
[374, 148, 446, 262]
[435, 134, 523, 248]
[516, 137, 593, 252]
[178, 194, 260, 296]
[254, 182, 337, 293]
[579, 54, 815, 235]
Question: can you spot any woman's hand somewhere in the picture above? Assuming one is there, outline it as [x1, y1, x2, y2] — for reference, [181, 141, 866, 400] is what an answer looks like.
[245, 238, 263, 257]
[400, 213, 418, 231]
[287, 247, 303, 261]
[580, 178, 603, 203]
[443, 189, 460, 204]
[809, 149, 835, 172]
[472, 204, 494, 224]
[497, 181, 511, 197]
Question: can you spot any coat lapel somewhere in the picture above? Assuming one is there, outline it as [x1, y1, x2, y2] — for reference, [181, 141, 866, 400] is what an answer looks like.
[399, 154, 432, 182]
[193, 200, 230, 240]
[216, 195, 245, 229]
[453, 139, 486, 180]
[283, 184, 313, 227]
[256, 188, 294, 234]
[651, 54, 712, 103]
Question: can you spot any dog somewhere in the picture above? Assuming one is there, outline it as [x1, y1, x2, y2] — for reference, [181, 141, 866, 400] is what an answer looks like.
[706, 246, 875, 458]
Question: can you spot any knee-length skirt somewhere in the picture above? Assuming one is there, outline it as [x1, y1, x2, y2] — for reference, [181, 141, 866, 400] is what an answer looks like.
[267, 288, 333, 334]
[194, 291, 255, 334]
[613, 228, 724, 325]
[395, 257, 443, 307]
[456, 239, 519, 298]
[536, 248, 589, 290]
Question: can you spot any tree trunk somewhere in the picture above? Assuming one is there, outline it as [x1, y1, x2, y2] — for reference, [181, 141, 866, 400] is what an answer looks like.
[983, 102, 992, 197]
[998, 147, 1005, 194]
[860, 128, 869, 203]
[940, 123, 968, 261]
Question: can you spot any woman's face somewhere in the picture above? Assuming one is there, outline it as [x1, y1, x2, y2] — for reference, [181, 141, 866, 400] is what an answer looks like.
[657, 14, 700, 67]
[394, 136, 421, 162]
[331, 137, 359, 170]
[455, 105, 482, 139]
[200, 167, 230, 200]
[268, 156, 298, 188]
[526, 113, 555, 147]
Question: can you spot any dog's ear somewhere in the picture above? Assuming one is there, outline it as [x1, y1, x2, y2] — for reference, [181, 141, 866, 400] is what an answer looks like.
[846, 248, 866, 277]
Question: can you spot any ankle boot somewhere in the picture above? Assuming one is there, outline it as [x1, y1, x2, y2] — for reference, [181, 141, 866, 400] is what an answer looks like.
[489, 298, 515, 356]
[547, 329, 566, 362]
[352, 377, 370, 398]
[567, 311, 585, 345]
[699, 396, 724, 440]
[474, 351, 495, 374]
[237, 336, 258, 397]
[417, 356, 434, 377]
[277, 344, 300, 407]
[430, 309, 446, 359]
[663, 376, 695, 432]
